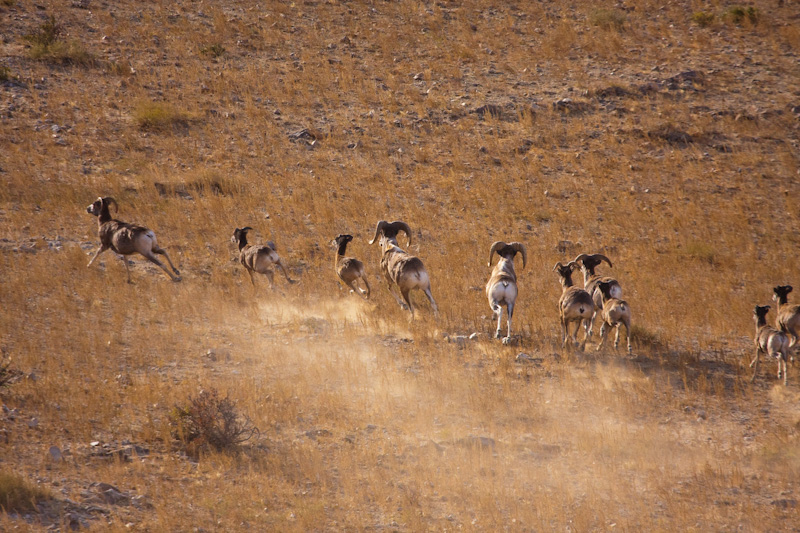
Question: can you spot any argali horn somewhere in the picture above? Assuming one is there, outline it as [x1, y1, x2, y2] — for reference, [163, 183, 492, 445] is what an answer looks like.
[488, 241, 507, 267]
[102, 196, 119, 213]
[573, 253, 613, 269]
[369, 220, 412, 245]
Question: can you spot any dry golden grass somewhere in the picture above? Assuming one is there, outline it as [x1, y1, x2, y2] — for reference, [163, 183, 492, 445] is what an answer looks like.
[1, 0, 799, 530]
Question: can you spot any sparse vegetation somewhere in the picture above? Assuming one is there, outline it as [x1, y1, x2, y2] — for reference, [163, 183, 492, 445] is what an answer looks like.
[170, 389, 258, 454]
[0, 471, 52, 514]
[0, 65, 12, 82]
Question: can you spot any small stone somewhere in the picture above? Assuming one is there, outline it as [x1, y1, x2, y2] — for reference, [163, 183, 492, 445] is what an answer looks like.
[28, 417, 39, 428]
[49, 446, 63, 461]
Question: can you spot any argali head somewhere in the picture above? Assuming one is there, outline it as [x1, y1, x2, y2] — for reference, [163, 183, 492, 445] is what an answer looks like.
[369, 220, 412, 248]
[488, 241, 527, 269]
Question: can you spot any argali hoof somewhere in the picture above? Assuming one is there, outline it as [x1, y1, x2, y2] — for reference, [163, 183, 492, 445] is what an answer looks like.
[501, 336, 514, 346]
[494, 330, 502, 339]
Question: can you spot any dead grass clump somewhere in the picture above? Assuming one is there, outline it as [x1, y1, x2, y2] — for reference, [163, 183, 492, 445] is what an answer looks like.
[0, 65, 13, 82]
[589, 9, 626, 31]
[199, 43, 226, 58]
[692, 12, 716, 28]
[723, 6, 760, 26]
[630, 324, 667, 350]
[24, 16, 95, 66]
[0, 353, 20, 390]
[0, 470, 53, 514]
[170, 388, 258, 455]
[133, 102, 193, 131]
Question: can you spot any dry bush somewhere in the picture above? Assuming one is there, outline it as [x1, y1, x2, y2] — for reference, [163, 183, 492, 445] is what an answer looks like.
[170, 388, 258, 454]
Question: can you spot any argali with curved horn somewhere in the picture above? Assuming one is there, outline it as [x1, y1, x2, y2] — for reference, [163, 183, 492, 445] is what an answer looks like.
[369, 220, 438, 318]
[573, 253, 622, 338]
[751, 305, 791, 386]
[86, 196, 181, 283]
[553, 261, 594, 351]
[595, 280, 632, 354]
[332, 233, 370, 299]
[486, 241, 526, 342]
[773, 285, 800, 358]
[232, 227, 296, 287]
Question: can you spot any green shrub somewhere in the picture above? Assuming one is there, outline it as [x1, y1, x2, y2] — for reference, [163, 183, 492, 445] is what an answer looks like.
[0, 471, 52, 514]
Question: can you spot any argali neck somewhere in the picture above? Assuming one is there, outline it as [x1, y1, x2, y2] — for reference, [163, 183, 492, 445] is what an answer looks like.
[98, 204, 113, 224]
[237, 233, 249, 251]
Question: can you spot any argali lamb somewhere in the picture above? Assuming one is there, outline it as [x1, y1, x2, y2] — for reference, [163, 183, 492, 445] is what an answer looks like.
[332, 234, 370, 299]
[369, 220, 438, 318]
[594, 280, 632, 354]
[573, 253, 622, 339]
[486, 241, 526, 342]
[553, 261, 594, 351]
[751, 305, 791, 385]
[232, 227, 296, 287]
[86, 196, 181, 283]
[772, 285, 800, 359]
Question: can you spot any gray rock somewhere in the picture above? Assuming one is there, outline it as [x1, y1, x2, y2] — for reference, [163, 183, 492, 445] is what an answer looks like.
[49, 446, 63, 461]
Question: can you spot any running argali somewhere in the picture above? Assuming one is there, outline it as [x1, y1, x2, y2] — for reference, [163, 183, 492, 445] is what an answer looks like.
[751, 305, 791, 386]
[553, 261, 594, 351]
[573, 253, 621, 339]
[369, 220, 438, 318]
[332, 233, 370, 299]
[486, 241, 526, 343]
[232, 227, 296, 287]
[86, 196, 181, 283]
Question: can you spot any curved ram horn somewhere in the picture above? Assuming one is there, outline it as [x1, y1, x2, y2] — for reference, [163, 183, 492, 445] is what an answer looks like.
[511, 242, 527, 270]
[386, 221, 412, 245]
[369, 220, 388, 245]
[102, 197, 119, 213]
[552, 262, 564, 272]
[572, 253, 590, 265]
[488, 241, 507, 267]
[591, 253, 613, 268]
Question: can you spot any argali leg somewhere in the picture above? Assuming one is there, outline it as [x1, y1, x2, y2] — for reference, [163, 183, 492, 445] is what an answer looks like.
[361, 277, 371, 299]
[246, 269, 256, 286]
[560, 317, 569, 349]
[400, 288, 414, 319]
[504, 301, 514, 341]
[423, 287, 438, 317]
[577, 320, 587, 351]
[491, 300, 503, 339]
[119, 253, 133, 284]
[153, 245, 181, 278]
[142, 251, 181, 281]
[596, 322, 609, 352]
[87, 244, 109, 268]
[749, 348, 761, 383]
[275, 258, 296, 284]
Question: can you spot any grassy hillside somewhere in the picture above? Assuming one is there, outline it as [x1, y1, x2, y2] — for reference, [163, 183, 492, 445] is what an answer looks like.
[1, 0, 799, 530]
